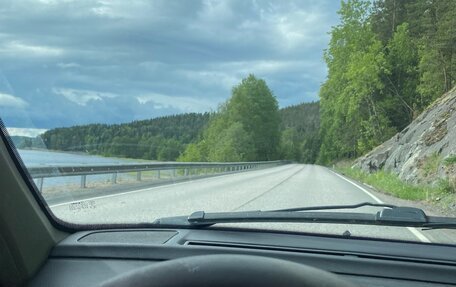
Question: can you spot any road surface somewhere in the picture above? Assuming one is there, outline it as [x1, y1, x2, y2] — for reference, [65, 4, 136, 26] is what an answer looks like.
[50, 164, 456, 244]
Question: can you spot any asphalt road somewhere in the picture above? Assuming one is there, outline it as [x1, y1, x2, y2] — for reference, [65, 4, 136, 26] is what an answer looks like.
[50, 164, 456, 244]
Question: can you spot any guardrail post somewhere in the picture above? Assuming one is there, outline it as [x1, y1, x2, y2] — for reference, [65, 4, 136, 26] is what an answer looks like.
[27, 161, 287, 190]
[81, 175, 87, 188]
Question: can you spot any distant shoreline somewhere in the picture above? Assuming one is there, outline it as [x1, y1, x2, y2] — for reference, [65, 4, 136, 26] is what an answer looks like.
[18, 147, 91, 156]
[17, 148, 155, 163]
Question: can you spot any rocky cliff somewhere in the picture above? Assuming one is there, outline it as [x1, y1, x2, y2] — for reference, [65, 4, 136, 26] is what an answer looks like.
[354, 87, 456, 185]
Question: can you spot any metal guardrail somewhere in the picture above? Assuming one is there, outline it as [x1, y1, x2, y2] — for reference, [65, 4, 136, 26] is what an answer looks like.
[27, 160, 290, 191]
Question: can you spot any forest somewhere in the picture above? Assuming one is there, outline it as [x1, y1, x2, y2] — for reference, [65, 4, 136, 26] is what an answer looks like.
[36, 0, 455, 164]
[317, 0, 456, 164]
[41, 113, 210, 161]
[40, 78, 319, 163]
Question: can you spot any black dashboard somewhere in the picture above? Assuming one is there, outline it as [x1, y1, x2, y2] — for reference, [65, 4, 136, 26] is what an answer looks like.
[29, 228, 456, 286]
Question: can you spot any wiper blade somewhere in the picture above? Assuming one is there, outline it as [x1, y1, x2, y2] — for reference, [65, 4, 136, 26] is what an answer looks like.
[269, 202, 396, 212]
[153, 203, 456, 230]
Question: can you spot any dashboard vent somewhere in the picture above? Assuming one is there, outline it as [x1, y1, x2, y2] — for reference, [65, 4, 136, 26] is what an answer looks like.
[79, 230, 178, 244]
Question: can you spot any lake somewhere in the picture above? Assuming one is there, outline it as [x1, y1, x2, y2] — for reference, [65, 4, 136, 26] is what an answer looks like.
[17, 149, 142, 166]
[16, 149, 149, 190]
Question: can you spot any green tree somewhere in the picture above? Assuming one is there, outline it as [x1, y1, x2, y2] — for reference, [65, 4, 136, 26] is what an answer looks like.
[157, 139, 182, 161]
[422, 0, 455, 96]
[181, 75, 281, 162]
[299, 132, 321, 163]
[279, 102, 320, 163]
[371, 0, 413, 43]
[178, 142, 207, 162]
[381, 22, 419, 129]
[228, 75, 281, 160]
[318, 0, 395, 163]
[208, 122, 256, 162]
[279, 128, 301, 161]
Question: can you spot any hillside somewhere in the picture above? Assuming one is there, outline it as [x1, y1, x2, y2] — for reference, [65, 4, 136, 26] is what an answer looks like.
[39, 102, 321, 162]
[279, 102, 320, 163]
[280, 101, 319, 133]
[317, 0, 456, 165]
[41, 113, 211, 161]
[355, 86, 456, 186]
[10, 136, 45, 149]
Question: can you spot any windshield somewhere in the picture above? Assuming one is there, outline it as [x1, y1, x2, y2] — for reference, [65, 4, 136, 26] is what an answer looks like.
[1, 0, 456, 245]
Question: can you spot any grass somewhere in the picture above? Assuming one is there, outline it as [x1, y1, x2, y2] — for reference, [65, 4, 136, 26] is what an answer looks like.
[335, 164, 448, 201]
[444, 154, 456, 166]
[420, 152, 441, 177]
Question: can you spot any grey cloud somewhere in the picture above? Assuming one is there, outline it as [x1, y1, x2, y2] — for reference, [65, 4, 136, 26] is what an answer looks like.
[0, 0, 340, 128]
[0, 92, 28, 108]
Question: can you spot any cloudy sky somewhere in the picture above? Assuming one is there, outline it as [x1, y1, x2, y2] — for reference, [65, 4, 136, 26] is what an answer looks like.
[0, 0, 341, 133]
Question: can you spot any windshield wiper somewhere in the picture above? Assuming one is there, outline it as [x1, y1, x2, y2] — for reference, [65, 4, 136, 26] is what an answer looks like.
[269, 201, 396, 212]
[153, 202, 456, 230]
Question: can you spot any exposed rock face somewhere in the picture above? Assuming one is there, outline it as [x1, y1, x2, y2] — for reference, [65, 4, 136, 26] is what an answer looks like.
[354, 87, 456, 184]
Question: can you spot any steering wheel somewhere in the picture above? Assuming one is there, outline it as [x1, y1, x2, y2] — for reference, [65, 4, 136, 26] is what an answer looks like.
[100, 254, 356, 287]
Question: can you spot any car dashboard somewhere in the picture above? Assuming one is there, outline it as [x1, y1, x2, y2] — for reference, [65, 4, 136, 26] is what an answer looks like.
[29, 227, 456, 286]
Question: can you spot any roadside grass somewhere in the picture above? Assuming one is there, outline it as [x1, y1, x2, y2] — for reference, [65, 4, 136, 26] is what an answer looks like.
[420, 152, 441, 177]
[335, 163, 449, 201]
[444, 154, 456, 166]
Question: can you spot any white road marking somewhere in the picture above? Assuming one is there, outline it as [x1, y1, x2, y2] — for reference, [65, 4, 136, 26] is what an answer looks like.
[330, 170, 431, 243]
[331, 171, 383, 203]
[406, 227, 432, 243]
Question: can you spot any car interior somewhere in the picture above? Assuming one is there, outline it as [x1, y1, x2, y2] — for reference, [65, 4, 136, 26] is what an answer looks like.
[2, 0, 456, 285]
[2, 125, 456, 287]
